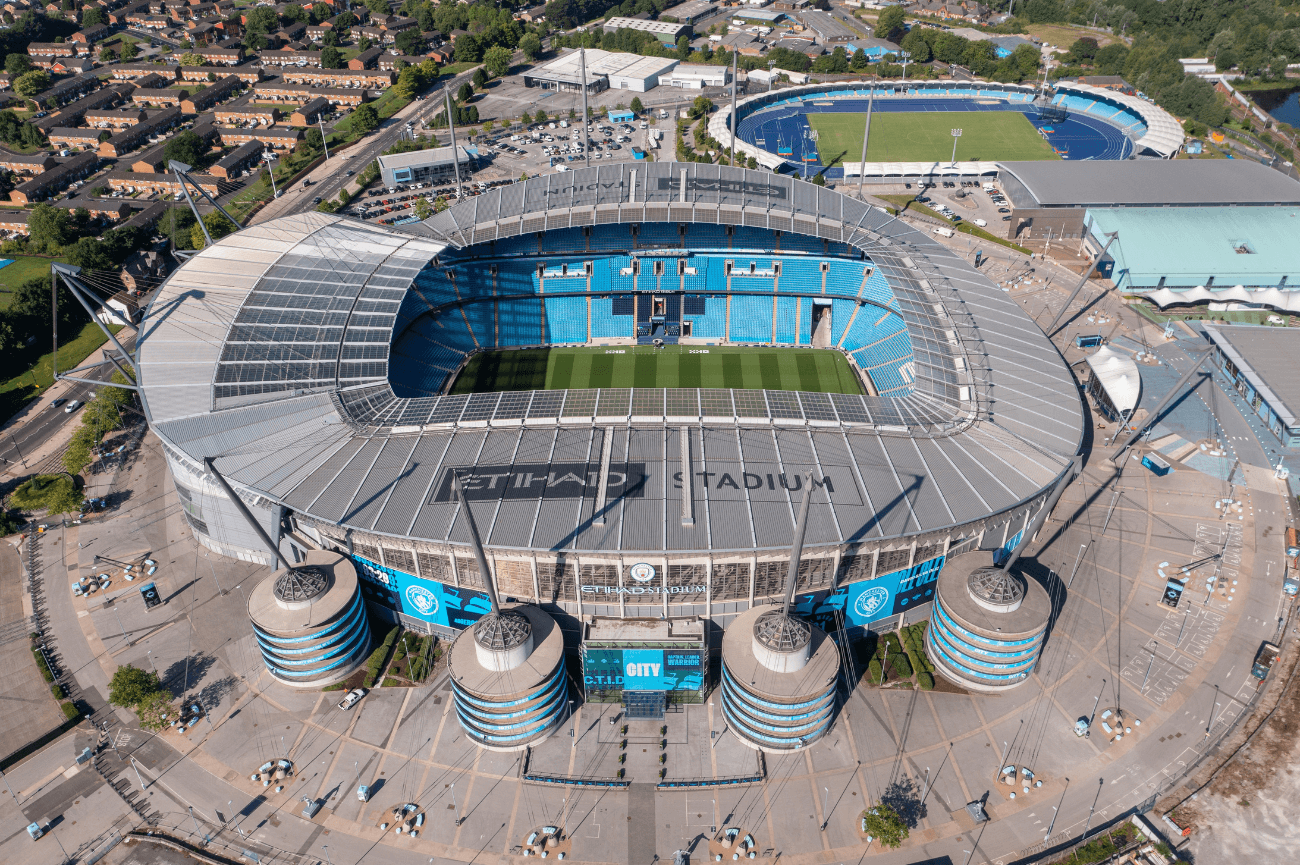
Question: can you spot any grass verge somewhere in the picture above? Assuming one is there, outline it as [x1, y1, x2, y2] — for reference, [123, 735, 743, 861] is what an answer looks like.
[0, 255, 64, 305]
[0, 321, 120, 425]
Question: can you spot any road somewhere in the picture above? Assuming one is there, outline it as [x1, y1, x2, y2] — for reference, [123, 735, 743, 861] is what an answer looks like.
[0, 331, 138, 475]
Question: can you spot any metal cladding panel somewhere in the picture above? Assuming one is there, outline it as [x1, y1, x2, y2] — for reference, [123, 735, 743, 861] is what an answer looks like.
[282, 437, 367, 511]
[913, 437, 991, 525]
[935, 437, 1019, 514]
[487, 500, 540, 548]
[619, 496, 663, 553]
[773, 428, 816, 465]
[531, 495, 582, 551]
[407, 430, 486, 540]
[964, 424, 1062, 491]
[513, 428, 558, 463]
[156, 394, 335, 460]
[809, 431, 877, 540]
[879, 436, 954, 532]
[626, 428, 664, 498]
[446, 499, 500, 545]
[844, 434, 917, 539]
[371, 434, 452, 535]
[311, 437, 386, 523]
[708, 498, 753, 551]
[665, 428, 710, 551]
[343, 437, 419, 528]
[479, 429, 522, 465]
[253, 430, 357, 498]
[749, 501, 794, 551]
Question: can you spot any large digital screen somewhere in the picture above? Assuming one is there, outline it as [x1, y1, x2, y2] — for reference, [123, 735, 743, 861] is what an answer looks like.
[581, 647, 704, 692]
[352, 556, 492, 630]
[792, 555, 945, 632]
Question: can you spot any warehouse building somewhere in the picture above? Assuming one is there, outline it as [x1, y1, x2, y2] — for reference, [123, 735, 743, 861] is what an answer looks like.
[523, 49, 679, 93]
[661, 63, 729, 89]
[602, 16, 691, 43]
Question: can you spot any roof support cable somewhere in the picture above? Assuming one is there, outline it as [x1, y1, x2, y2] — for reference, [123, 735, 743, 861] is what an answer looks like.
[169, 158, 243, 247]
[1043, 231, 1118, 338]
[51, 263, 140, 389]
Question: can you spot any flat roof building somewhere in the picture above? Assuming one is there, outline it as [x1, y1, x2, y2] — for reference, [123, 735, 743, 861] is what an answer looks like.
[1084, 206, 1300, 292]
[998, 159, 1300, 241]
[1204, 324, 1300, 447]
[522, 49, 678, 93]
[602, 16, 691, 43]
[377, 145, 473, 187]
[661, 62, 729, 89]
[664, 0, 716, 24]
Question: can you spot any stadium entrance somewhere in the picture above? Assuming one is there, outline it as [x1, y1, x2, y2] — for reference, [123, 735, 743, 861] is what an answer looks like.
[580, 613, 707, 720]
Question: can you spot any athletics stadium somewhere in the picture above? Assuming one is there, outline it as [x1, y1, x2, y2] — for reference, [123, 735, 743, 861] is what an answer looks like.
[713, 80, 1183, 179]
[136, 163, 1084, 712]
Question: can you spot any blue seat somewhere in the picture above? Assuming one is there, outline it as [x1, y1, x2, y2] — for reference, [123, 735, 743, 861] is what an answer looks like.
[544, 296, 587, 344]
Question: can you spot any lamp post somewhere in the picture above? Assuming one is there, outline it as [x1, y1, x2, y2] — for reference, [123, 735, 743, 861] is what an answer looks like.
[265, 154, 279, 199]
[1045, 777, 1069, 839]
[950, 128, 963, 168]
[820, 785, 829, 831]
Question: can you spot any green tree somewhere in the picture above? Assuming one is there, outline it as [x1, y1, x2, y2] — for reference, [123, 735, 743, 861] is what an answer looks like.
[473, 66, 489, 88]
[121, 40, 138, 61]
[900, 28, 931, 63]
[4, 53, 31, 76]
[630, 96, 644, 114]
[109, 664, 164, 708]
[164, 130, 207, 167]
[519, 32, 541, 60]
[322, 27, 339, 48]
[863, 804, 908, 849]
[190, 211, 238, 249]
[321, 45, 344, 68]
[455, 33, 482, 63]
[11, 474, 83, 514]
[396, 27, 423, 55]
[81, 6, 105, 26]
[99, 45, 117, 63]
[352, 102, 380, 133]
[414, 197, 433, 219]
[178, 52, 205, 66]
[13, 70, 51, 100]
[457, 81, 474, 103]
[358, 34, 372, 52]
[873, 5, 905, 42]
[484, 44, 511, 77]
[747, 155, 757, 169]
[676, 33, 690, 59]
[812, 172, 826, 186]
[689, 95, 713, 118]
[27, 203, 71, 253]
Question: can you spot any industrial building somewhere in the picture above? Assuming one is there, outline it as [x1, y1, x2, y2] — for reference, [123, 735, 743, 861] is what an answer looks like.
[602, 16, 692, 43]
[522, 49, 680, 93]
[661, 63, 730, 90]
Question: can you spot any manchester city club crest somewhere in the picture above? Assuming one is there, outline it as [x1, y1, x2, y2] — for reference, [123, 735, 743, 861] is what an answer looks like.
[405, 585, 439, 617]
[628, 563, 656, 583]
[853, 586, 890, 621]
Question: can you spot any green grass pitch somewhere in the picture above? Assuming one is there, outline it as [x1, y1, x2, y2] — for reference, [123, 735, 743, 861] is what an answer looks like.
[807, 111, 1059, 166]
[448, 346, 864, 395]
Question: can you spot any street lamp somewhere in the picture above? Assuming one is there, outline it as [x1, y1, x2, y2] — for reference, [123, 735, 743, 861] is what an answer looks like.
[264, 154, 279, 199]
[820, 785, 829, 830]
[1045, 777, 1068, 839]
[950, 128, 963, 168]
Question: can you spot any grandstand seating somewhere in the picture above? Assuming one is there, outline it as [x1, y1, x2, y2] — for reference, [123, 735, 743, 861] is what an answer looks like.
[543, 296, 587, 344]
[389, 224, 917, 395]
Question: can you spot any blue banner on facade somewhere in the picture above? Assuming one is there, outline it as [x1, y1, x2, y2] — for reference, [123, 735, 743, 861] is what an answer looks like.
[582, 648, 704, 692]
[351, 556, 492, 630]
[792, 555, 944, 632]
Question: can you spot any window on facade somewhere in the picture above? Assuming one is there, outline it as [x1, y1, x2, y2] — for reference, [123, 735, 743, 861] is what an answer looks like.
[354, 542, 380, 562]
[711, 562, 749, 601]
[382, 548, 414, 574]
[876, 548, 911, 575]
[752, 560, 787, 600]
[417, 551, 452, 583]
[494, 559, 534, 599]
[795, 557, 834, 592]
[455, 556, 484, 589]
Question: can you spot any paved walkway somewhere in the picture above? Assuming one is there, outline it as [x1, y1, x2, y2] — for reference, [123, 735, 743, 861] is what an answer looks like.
[0, 540, 64, 760]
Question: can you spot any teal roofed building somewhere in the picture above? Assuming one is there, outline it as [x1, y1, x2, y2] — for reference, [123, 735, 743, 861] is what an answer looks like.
[1085, 206, 1300, 292]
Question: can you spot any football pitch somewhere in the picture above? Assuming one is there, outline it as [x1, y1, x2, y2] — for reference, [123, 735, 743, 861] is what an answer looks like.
[807, 111, 1058, 166]
[448, 346, 865, 395]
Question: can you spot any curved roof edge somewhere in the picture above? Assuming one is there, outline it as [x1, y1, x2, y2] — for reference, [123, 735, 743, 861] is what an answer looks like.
[1054, 81, 1184, 158]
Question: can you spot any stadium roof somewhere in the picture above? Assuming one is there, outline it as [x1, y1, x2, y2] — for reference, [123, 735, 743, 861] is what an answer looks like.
[1000, 160, 1300, 208]
[1203, 325, 1300, 426]
[1054, 81, 1183, 158]
[1084, 206, 1300, 290]
[138, 164, 1082, 555]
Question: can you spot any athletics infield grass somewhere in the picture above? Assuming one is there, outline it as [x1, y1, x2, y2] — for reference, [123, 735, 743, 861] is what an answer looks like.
[449, 346, 864, 395]
[807, 111, 1058, 166]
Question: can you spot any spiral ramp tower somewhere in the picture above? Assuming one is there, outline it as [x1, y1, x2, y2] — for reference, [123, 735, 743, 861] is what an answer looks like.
[720, 475, 840, 753]
[444, 475, 567, 751]
[246, 551, 373, 688]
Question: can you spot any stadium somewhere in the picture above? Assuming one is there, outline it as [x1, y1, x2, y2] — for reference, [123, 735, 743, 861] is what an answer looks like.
[137, 164, 1083, 690]
[715, 80, 1184, 178]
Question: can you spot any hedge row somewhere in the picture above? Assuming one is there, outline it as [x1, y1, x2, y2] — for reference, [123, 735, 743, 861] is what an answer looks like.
[362, 624, 400, 689]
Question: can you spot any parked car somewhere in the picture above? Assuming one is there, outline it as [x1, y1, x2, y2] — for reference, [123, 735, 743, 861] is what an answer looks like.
[338, 688, 366, 710]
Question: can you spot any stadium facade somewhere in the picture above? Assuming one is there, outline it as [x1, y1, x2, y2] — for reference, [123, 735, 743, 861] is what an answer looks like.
[137, 165, 1083, 659]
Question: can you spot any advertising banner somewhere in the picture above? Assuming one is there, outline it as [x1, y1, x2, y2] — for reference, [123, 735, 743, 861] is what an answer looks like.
[581, 647, 704, 692]
[352, 556, 492, 631]
[792, 555, 945, 632]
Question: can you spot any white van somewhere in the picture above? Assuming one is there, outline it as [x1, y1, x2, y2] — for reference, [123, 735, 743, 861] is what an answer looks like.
[973, 218, 987, 227]
[982, 182, 995, 191]
[932, 226, 955, 238]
